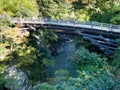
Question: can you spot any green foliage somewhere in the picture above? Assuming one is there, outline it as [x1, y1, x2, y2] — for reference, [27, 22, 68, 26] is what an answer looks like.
[0, 26, 55, 83]
[111, 39, 120, 77]
[70, 47, 115, 89]
[110, 5, 120, 24]
[0, 16, 11, 30]
[55, 69, 70, 80]
[90, 0, 120, 24]
[42, 58, 55, 67]
[16, 29, 57, 82]
[75, 9, 90, 21]
[37, 0, 72, 19]
[43, 29, 58, 48]
[72, 36, 88, 48]
[112, 78, 120, 89]
[33, 83, 56, 90]
[0, 0, 39, 17]
[0, 74, 5, 89]
[113, 39, 120, 65]
[33, 47, 119, 90]
[14, 45, 37, 67]
[75, 67, 114, 89]
[110, 14, 120, 25]
[0, 63, 6, 89]
[33, 73, 114, 90]
[0, 63, 7, 73]
[71, 48, 108, 68]
[1, 0, 120, 89]
[91, 9, 111, 23]
[14, 7, 36, 17]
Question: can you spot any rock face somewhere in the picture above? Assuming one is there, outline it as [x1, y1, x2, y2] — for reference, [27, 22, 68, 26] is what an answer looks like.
[4, 67, 31, 90]
[49, 41, 66, 56]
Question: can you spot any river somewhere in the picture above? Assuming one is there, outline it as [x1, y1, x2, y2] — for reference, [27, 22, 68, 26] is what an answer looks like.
[46, 41, 76, 81]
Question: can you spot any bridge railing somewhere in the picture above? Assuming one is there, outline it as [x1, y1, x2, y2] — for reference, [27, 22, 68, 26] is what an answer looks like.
[46, 18, 120, 29]
[10, 17, 120, 32]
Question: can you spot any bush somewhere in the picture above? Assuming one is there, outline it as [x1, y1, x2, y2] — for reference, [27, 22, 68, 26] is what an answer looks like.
[0, 74, 5, 89]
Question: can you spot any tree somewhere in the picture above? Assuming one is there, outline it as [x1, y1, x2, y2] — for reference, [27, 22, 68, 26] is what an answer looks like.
[33, 47, 118, 90]
[0, 0, 39, 17]
[110, 5, 120, 24]
[37, 0, 71, 19]
[112, 39, 120, 78]
[70, 48, 115, 89]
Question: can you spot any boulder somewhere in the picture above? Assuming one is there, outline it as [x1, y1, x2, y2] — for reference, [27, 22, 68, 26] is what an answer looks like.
[4, 67, 32, 90]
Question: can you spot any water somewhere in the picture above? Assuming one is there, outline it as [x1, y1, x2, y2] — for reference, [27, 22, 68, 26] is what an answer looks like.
[46, 41, 76, 80]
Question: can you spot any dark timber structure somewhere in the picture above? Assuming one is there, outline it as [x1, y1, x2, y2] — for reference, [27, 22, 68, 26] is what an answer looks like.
[11, 18, 120, 56]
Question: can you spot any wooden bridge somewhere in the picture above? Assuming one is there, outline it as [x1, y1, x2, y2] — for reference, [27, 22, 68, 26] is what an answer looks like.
[11, 18, 120, 56]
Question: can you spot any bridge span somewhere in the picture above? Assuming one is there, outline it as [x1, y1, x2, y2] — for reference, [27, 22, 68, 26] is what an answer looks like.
[11, 18, 120, 56]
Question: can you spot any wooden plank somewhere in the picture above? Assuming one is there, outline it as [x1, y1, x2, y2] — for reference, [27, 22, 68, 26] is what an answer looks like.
[82, 33, 117, 44]
[90, 40, 116, 51]
[83, 36, 117, 47]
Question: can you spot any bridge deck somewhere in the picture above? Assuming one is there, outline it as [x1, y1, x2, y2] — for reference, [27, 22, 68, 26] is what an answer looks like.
[11, 18, 120, 33]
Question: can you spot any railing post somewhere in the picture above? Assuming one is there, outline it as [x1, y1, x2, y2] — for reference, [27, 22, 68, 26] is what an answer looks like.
[101, 23, 103, 30]
[92, 22, 94, 29]
[49, 18, 50, 24]
[83, 21, 85, 28]
[20, 17, 22, 23]
[109, 24, 112, 32]
[73, 19, 75, 26]
[57, 19, 58, 24]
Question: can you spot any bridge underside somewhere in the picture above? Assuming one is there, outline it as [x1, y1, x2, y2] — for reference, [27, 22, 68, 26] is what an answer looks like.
[15, 23, 120, 57]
